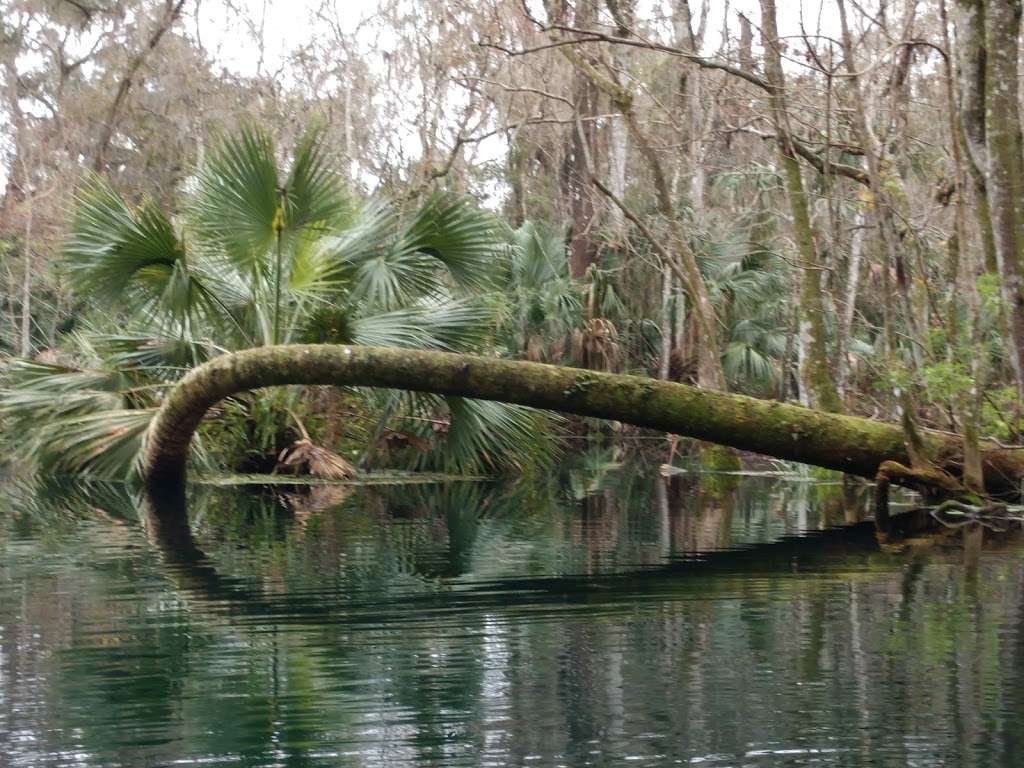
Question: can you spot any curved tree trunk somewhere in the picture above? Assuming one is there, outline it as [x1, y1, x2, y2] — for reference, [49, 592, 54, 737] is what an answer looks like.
[144, 345, 1024, 498]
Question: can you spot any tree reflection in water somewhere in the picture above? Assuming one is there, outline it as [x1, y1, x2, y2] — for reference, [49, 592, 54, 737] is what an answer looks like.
[1, 469, 1022, 767]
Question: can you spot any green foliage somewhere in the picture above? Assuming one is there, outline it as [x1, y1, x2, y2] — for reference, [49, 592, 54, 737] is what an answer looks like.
[413, 396, 562, 475]
[980, 386, 1019, 442]
[920, 361, 974, 403]
[696, 218, 791, 393]
[1, 354, 151, 477]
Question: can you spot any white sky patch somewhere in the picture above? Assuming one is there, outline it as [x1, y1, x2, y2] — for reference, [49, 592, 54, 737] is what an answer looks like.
[1, 0, 842, 194]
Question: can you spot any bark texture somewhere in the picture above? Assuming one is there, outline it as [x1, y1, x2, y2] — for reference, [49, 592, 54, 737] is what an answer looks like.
[144, 345, 1024, 497]
[981, 0, 1024, 390]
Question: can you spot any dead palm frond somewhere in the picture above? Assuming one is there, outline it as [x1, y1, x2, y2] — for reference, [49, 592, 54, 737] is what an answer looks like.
[274, 410, 357, 480]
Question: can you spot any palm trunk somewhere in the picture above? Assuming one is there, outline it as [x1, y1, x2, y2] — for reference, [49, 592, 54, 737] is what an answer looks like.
[144, 345, 1024, 499]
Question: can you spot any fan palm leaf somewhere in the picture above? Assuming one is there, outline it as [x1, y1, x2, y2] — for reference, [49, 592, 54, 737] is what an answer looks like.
[63, 176, 242, 333]
[32, 408, 156, 478]
[426, 397, 561, 474]
[190, 125, 281, 271]
[396, 193, 506, 292]
[348, 298, 494, 351]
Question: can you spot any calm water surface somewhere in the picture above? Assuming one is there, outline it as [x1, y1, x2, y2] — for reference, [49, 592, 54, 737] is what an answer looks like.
[1, 463, 1022, 767]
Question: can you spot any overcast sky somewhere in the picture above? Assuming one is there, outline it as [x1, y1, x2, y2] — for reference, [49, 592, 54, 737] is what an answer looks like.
[195, 0, 841, 78]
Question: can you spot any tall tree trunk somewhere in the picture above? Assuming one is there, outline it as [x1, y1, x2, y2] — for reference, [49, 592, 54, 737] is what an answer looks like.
[607, 113, 628, 237]
[672, 0, 708, 209]
[836, 213, 866, 399]
[659, 265, 672, 380]
[836, 0, 927, 464]
[507, 129, 528, 228]
[980, 0, 1024, 398]
[759, 0, 842, 413]
[942, 0, 983, 493]
[560, 0, 600, 278]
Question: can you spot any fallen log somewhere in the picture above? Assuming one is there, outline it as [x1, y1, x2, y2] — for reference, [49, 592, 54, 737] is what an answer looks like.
[143, 345, 1024, 498]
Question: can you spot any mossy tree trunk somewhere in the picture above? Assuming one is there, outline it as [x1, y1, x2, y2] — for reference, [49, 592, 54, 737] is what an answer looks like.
[759, 0, 843, 414]
[981, 0, 1024, 395]
[144, 345, 1024, 498]
[953, 0, 1000, 274]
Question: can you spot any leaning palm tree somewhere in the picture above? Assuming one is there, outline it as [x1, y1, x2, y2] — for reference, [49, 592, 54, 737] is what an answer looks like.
[0, 126, 558, 478]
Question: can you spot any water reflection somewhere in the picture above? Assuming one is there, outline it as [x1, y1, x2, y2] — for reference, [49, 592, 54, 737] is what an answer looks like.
[1, 471, 1021, 767]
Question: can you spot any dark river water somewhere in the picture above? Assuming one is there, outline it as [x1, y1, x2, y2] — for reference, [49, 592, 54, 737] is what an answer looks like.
[1, 462, 1023, 767]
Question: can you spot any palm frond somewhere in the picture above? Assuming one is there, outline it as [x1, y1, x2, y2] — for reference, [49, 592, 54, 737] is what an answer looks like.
[32, 408, 156, 478]
[63, 177, 242, 331]
[350, 249, 440, 309]
[64, 176, 183, 307]
[395, 193, 506, 292]
[318, 195, 507, 309]
[2, 357, 122, 394]
[510, 221, 568, 287]
[317, 198, 439, 309]
[191, 124, 280, 271]
[283, 126, 350, 231]
[90, 332, 222, 373]
[287, 227, 347, 299]
[723, 341, 779, 389]
[427, 397, 562, 474]
[348, 298, 494, 351]
[0, 354, 159, 478]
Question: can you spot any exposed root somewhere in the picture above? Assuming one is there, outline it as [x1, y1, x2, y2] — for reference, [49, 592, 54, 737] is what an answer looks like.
[874, 460, 975, 535]
[874, 460, 966, 499]
[872, 459, 1024, 535]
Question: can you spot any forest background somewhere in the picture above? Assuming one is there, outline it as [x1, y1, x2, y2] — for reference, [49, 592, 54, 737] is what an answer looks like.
[0, 0, 1018, 484]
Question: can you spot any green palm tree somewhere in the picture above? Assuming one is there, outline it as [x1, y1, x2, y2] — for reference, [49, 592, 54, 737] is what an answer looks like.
[0, 126, 557, 478]
[502, 221, 582, 362]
